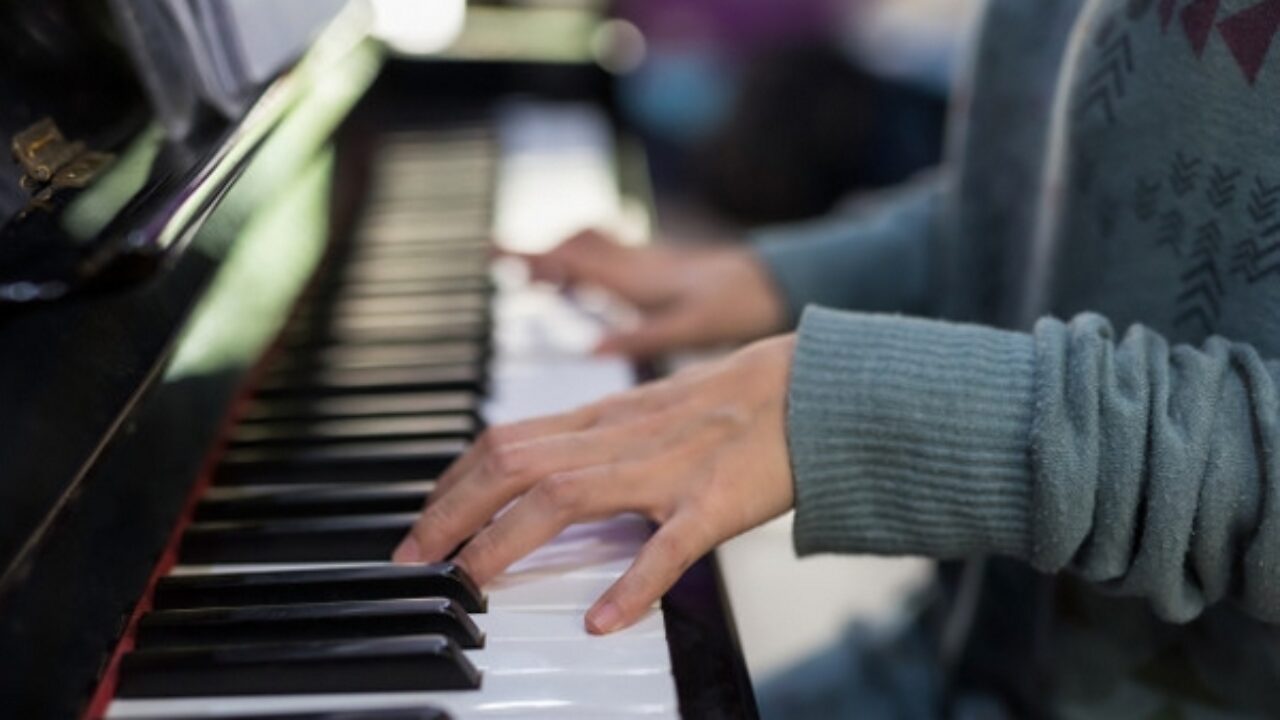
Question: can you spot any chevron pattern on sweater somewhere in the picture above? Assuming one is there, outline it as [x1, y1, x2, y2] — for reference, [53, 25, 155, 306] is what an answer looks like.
[1081, 31, 1135, 125]
[1175, 220, 1225, 332]
[1157, 209, 1186, 254]
[1170, 152, 1201, 196]
[1231, 233, 1280, 283]
[1206, 165, 1241, 209]
[1249, 175, 1280, 224]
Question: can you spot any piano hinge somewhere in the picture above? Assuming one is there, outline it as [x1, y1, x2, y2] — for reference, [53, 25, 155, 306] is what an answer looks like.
[11, 117, 115, 214]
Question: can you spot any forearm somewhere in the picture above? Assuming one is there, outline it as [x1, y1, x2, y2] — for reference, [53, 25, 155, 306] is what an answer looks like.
[789, 308, 1280, 623]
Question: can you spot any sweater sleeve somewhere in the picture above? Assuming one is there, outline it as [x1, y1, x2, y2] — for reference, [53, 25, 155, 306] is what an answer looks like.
[752, 176, 944, 326]
[788, 307, 1280, 624]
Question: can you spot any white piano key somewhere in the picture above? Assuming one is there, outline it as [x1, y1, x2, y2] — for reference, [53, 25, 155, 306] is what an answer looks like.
[493, 102, 623, 254]
[471, 638, 672, 674]
[509, 515, 651, 573]
[484, 358, 634, 425]
[537, 515, 651, 543]
[474, 608, 665, 641]
[503, 553, 633, 581]
[107, 672, 679, 719]
[488, 571, 633, 611]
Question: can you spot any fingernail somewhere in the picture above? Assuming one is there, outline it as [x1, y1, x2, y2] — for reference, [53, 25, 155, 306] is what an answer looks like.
[586, 602, 622, 635]
[392, 538, 421, 563]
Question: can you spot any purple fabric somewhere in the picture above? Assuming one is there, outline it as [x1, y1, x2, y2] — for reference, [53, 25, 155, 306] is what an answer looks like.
[616, 0, 854, 54]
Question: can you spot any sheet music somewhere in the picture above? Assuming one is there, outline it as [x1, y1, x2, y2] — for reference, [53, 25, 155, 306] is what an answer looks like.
[110, 0, 350, 134]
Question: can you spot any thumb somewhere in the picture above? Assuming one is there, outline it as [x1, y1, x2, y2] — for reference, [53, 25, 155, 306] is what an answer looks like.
[594, 308, 703, 358]
[586, 514, 707, 634]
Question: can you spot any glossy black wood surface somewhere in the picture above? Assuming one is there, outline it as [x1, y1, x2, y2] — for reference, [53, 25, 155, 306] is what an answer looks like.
[0, 0, 145, 231]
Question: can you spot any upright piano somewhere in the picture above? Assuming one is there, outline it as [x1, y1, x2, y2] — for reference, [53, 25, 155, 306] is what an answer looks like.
[0, 3, 756, 718]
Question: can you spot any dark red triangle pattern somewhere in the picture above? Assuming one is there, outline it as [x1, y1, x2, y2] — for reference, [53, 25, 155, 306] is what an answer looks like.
[1219, 0, 1280, 84]
[1181, 0, 1222, 56]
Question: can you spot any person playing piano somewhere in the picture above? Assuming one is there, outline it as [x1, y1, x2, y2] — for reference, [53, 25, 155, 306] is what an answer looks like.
[397, 0, 1280, 716]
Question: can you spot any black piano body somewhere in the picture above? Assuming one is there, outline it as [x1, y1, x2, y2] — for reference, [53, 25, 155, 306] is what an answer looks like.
[0, 3, 756, 719]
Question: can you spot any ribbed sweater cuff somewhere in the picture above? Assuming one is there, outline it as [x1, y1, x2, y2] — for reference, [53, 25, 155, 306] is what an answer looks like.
[788, 307, 1036, 560]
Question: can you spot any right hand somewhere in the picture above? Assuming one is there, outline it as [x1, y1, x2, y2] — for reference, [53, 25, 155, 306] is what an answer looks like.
[520, 229, 786, 358]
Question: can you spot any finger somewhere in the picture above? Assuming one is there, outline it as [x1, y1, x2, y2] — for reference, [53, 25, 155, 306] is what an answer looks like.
[431, 405, 599, 500]
[521, 230, 619, 286]
[594, 308, 704, 359]
[527, 231, 675, 308]
[395, 422, 642, 563]
[453, 462, 642, 584]
[586, 513, 709, 634]
[393, 465, 525, 564]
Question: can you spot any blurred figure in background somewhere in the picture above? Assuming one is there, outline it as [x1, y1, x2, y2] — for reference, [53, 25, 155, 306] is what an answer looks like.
[614, 0, 948, 225]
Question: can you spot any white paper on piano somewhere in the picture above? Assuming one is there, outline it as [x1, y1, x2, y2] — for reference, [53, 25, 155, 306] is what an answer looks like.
[109, 0, 349, 134]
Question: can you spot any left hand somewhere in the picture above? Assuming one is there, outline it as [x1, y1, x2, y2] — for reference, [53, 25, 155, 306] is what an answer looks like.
[392, 335, 798, 634]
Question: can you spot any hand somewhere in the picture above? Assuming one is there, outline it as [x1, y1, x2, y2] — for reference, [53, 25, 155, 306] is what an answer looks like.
[520, 229, 786, 358]
[393, 335, 798, 634]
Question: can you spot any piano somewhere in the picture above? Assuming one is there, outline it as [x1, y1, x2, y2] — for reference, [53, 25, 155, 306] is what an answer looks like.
[0, 3, 756, 718]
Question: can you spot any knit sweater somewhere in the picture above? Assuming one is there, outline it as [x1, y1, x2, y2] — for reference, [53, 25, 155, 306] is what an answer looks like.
[754, 0, 1280, 716]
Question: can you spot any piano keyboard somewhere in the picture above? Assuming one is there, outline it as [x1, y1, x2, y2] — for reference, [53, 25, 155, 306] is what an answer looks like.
[102, 122, 681, 719]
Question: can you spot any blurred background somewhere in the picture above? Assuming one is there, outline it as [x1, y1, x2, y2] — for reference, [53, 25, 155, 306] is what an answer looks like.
[375, 0, 974, 234]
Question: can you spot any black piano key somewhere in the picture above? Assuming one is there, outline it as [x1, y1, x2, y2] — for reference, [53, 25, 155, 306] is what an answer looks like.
[179, 514, 416, 564]
[356, 231, 492, 252]
[194, 484, 430, 522]
[135, 598, 485, 650]
[325, 310, 489, 336]
[269, 341, 486, 373]
[297, 292, 489, 323]
[228, 414, 476, 448]
[135, 710, 450, 720]
[294, 304, 487, 327]
[115, 635, 481, 698]
[301, 279, 490, 310]
[253, 365, 484, 398]
[284, 325, 489, 350]
[370, 186, 491, 200]
[364, 210, 489, 224]
[215, 438, 466, 485]
[350, 240, 493, 261]
[341, 258, 490, 284]
[152, 563, 486, 612]
[289, 308, 488, 336]
[331, 276, 492, 299]
[240, 390, 479, 423]
[283, 317, 488, 348]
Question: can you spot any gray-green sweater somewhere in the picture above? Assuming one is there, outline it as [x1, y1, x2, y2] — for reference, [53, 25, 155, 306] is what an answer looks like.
[755, 0, 1280, 716]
